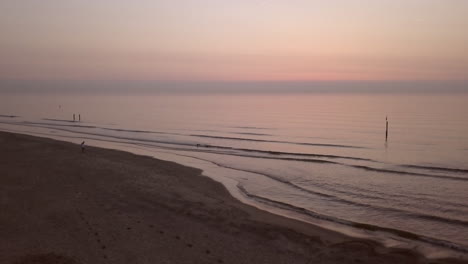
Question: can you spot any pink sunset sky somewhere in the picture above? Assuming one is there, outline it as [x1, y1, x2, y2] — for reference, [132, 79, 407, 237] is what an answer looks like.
[0, 0, 467, 82]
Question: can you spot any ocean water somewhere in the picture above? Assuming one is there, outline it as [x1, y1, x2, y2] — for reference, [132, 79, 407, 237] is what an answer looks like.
[1, 93, 468, 258]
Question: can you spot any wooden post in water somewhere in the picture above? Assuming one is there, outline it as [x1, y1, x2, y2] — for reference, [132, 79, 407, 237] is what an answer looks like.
[385, 116, 388, 141]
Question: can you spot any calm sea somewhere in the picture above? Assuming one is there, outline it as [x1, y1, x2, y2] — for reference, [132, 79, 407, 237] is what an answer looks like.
[1, 93, 468, 258]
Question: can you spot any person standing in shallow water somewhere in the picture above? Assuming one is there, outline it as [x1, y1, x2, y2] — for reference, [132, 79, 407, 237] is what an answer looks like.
[81, 141, 85, 153]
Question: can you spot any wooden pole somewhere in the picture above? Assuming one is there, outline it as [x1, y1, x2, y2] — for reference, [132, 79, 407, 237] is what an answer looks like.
[385, 116, 388, 141]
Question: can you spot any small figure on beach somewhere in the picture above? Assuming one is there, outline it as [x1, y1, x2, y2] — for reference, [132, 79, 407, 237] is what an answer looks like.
[79, 114, 81, 122]
[81, 141, 86, 153]
[73, 114, 76, 122]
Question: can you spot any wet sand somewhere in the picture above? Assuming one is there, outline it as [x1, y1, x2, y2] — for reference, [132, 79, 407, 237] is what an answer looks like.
[0, 131, 465, 264]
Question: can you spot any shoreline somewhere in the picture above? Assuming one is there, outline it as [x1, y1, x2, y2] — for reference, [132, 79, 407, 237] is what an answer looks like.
[1, 131, 466, 264]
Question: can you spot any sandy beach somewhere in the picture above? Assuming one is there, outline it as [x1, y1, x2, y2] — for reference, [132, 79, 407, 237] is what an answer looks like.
[0, 131, 465, 264]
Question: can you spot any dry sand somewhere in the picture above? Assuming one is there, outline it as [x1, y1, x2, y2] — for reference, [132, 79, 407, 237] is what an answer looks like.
[0, 131, 466, 264]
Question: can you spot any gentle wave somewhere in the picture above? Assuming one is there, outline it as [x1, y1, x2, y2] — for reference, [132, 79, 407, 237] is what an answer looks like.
[318, 181, 468, 211]
[2, 121, 195, 147]
[228, 166, 468, 228]
[233, 126, 272, 130]
[191, 134, 366, 149]
[197, 144, 371, 161]
[351, 165, 468, 182]
[20, 120, 367, 155]
[43, 118, 78, 123]
[100, 127, 180, 135]
[155, 149, 468, 232]
[402, 165, 468, 174]
[0, 115, 18, 118]
[5, 120, 467, 184]
[238, 185, 468, 253]
[37, 120, 184, 136]
[4, 121, 361, 163]
[232, 132, 272, 136]
[39, 120, 170, 134]
[29, 121, 97, 129]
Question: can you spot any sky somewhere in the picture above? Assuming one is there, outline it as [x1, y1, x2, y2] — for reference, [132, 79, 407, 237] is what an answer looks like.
[0, 0, 467, 83]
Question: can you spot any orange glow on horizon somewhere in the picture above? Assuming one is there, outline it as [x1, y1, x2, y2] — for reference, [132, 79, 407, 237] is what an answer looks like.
[0, 1, 467, 82]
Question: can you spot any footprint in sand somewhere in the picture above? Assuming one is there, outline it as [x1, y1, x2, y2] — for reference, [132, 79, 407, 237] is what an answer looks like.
[75, 209, 109, 261]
